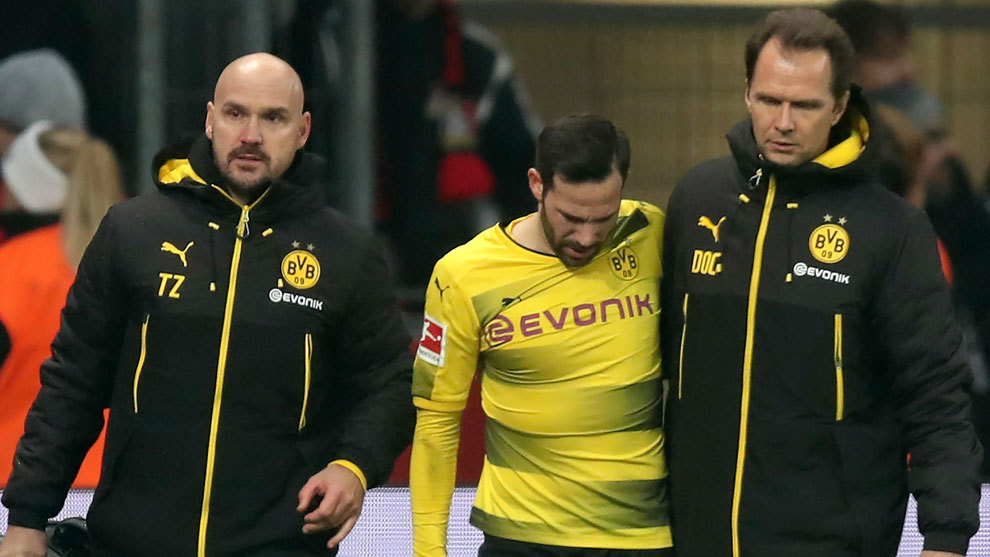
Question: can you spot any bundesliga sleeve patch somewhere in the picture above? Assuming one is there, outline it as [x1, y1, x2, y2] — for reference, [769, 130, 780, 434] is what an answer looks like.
[417, 313, 447, 367]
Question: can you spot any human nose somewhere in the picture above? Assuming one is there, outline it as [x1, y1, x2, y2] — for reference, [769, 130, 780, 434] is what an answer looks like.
[240, 117, 262, 144]
[775, 104, 795, 133]
[573, 223, 600, 247]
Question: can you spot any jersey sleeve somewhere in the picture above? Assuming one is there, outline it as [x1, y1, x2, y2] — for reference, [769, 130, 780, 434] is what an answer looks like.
[410, 408, 462, 557]
[412, 258, 481, 412]
[410, 258, 481, 557]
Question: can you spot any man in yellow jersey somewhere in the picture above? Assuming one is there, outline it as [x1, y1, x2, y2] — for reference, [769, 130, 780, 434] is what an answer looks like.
[411, 114, 673, 556]
[0, 53, 414, 556]
[662, 8, 981, 557]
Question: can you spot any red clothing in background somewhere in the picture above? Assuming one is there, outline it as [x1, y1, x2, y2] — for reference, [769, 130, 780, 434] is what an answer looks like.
[0, 224, 105, 487]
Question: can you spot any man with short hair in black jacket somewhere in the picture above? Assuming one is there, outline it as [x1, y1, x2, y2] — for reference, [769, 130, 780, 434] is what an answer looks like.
[0, 53, 414, 556]
[661, 8, 981, 557]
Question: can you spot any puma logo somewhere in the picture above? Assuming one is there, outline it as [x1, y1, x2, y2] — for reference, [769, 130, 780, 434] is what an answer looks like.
[161, 241, 194, 267]
[697, 216, 727, 243]
[434, 277, 451, 300]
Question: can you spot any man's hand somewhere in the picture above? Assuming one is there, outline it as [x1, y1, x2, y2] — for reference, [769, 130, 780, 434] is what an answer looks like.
[0, 525, 47, 557]
[921, 551, 964, 557]
[297, 463, 366, 548]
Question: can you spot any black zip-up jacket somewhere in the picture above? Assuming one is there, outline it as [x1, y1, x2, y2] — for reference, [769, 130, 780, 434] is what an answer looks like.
[661, 92, 982, 557]
[2, 136, 415, 556]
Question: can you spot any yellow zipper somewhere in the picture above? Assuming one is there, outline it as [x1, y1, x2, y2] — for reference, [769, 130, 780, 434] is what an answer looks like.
[731, 174, 777, 557]
[299, 333, 313, 431]
[834, 314, 845, 421]
[678, 293, 689, 400]
[132, 314, 150, 413]
[197, 188, 269, 557]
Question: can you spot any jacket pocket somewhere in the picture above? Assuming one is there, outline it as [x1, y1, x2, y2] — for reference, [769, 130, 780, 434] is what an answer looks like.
[834, 313, 844, 421]
[299, 332, 313, 431]
[132, 314, 150, 414]
[678, 293, 689, 399]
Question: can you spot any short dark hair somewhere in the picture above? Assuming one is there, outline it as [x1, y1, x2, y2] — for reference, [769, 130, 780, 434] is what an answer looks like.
[826, 0, 910, 60]
[535, 114, 630, 190]
[745, 8, 856, 101]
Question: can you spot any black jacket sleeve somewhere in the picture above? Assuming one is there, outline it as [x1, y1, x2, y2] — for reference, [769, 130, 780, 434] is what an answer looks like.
[872, 208, 983, 554]
[2, 211, 127, 530]
[329, 236, 414, 488]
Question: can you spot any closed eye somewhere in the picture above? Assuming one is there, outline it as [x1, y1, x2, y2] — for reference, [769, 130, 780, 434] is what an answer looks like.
[559, 210, 616, 224]
[755, 94, 782, 106]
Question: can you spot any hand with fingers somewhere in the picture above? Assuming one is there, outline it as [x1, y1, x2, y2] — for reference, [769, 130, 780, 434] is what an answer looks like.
[297, 463, 366, 549]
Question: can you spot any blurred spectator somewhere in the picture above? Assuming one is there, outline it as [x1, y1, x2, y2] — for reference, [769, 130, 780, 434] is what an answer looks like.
[873, 104, 925, 204]
[0, 121, 122, 488]
[0, 1, 139, 195]
[873, 103, 953, 279]
[831, 0, 990, 478]
[376, 0, 538, 288]
[826, 0, 939, 133]
[0, 50, 87, 243]
[827, 0, 979, 209]
[287, 0, 538, 288]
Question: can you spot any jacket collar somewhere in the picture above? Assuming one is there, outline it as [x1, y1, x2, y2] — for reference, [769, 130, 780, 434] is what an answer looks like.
[726, 86, 876, 196]
[151, 134, 328, 220]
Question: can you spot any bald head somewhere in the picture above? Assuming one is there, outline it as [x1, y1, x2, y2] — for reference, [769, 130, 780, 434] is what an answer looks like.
[205, 53, 311, 204]
[214, 53, 305, 113]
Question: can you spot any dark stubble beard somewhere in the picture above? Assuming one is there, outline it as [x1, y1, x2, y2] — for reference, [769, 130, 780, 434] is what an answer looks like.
[214, 144, 272, 203]
[539, 204, 598, 268]
[224, 173, 270, 204]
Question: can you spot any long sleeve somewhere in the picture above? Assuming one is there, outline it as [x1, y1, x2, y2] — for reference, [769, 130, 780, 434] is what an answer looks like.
[410, 407, 462, 557]
[873, 208, 982, 554]
[410, 256, 481, 556]
[330, 237, 415, 489]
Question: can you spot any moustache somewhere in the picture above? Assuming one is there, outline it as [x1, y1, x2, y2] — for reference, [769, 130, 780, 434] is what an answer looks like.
[227, 145, 270, 164]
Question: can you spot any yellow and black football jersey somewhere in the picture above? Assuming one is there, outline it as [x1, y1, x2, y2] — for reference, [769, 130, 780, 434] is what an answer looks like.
[411, 199, 671, 552]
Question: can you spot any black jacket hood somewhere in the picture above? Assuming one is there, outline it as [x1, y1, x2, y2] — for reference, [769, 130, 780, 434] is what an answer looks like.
[150, 134, 329, 221]
[726, 86, 877, 195]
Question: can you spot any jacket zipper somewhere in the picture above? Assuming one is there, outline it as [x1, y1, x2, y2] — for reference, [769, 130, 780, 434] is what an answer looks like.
[731, 173, 776, 557]
[198, 187, 270, 557]
[834, 313, 845, 421]
[678, 293, 689, 399]
[132, 314, 150, 414]
[299, 333, 313, 431]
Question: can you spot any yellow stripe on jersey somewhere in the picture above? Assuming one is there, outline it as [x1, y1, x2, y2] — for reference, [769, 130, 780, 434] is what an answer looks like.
[411, 199, 670, 550]
[481, 377, 661, 436]
[483, 417, 665, 479]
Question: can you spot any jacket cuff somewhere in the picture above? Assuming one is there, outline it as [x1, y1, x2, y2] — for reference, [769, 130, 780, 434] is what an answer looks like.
[923, 530, 970, 555]
[329, 459, 368, 491]
[6, 508, 49, 531]
[332, 448, 378, 489]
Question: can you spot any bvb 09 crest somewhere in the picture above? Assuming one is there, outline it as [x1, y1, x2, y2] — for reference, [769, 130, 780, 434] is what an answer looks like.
[609, 246, 639, 280]
[809, 223, 849, 264]
[281, 250, 321, 289]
